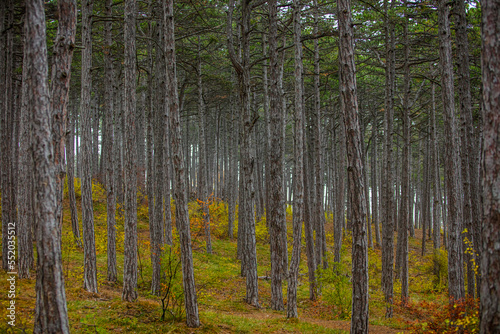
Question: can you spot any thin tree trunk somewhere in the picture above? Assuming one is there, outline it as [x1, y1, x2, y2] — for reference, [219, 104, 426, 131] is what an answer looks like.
[269, 0, 285, 311]
[313, 0, 327, 269]
[480, 0, 500, 330]
[50, 0, 77, 235]
[371, 113, 380, 246]
[1, 0, 14, 271]
[337, 0, 369, 329]
[27, 1, 70, 331]
[164, 0, 200, 326]
[438, 0, 465, 302]
[80, 0, 98, 294]
[334, 110, 346, 263]
[453, 0, 475, 298]
[227, 0, 260, 308]
[399, 5, 410, 302]
[122, 0, 139, 302]
[287, 0, 304, 318]
[197, 39, 212, 254]
[103, 0, 117, 283]
[382, 0, 395, 317]
[18, 19, 34, 278]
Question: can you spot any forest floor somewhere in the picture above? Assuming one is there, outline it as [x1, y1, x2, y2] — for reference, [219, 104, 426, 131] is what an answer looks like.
[0, 181, 479, 333]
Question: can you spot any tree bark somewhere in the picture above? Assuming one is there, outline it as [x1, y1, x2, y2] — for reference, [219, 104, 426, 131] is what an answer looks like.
[80, 0, 98, 294]
[227, 0, 260, 308]
[103, 0, 117, 283]
[49, 0, 77, 235]
[197, 39, 212, 254]
[1, 0, 14, 271]
[453, 0, 476, 298]
[382, 0, 395, 317]
[398, 3, 410, 302]
[27, 1, 70, 331]
[18, 34, 34, 278]
[122, 0, 139, 302]
[287, 0, 304, 317]
[480, 0, 500, 330]
[313, 0, 327, 269]
[337, 0, 370, 330]
[268, 0, 286, 311]
[437, 0, 465, 302]
[371, 112, 380, 246]
[164, 0, 201, 326]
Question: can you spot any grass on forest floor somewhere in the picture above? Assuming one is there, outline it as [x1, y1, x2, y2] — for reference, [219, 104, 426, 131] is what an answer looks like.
[0, 180, 477, 333]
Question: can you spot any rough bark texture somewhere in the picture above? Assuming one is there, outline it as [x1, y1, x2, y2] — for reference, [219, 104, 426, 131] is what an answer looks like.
[18, 19, 35, 279]
[27, 1, 70, 331]
[480, 0, 500, 331]
[453, 0, 476, 298]
[227, 0, 260, 308]
[66, 105, 81, 247]
[335, 110, 346, 264]
[104, 0, 117, 283]
[1, 0, 14, 271]
[437, 0, 465, 302]
[197, 42, 212, 254]
[80, 0, 98, 294]
[287, 0, 304, 317]
[313, 0, 327, 269]
[50, 0, 77, 234]
[268, 0, 285, 311]
[122, 0, 139, 302]
[164, 0, 201, 326]
[337, 0, 369, 331]
[382, 0, 395, 317]
[399, 3, 410, 302]
[371, 114, 380, 246]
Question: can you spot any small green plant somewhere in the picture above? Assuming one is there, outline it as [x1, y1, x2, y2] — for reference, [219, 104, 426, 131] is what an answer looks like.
[318, 261, 352, 320]
[430, 248, 448, 292]
[159, 245, 184, 322]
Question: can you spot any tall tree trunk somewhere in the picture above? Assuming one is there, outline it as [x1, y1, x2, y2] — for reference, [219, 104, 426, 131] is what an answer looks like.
[50, 0, 77, 234]
[480, 0, 500, 330]
[197, 40, 212, 254]
[151, 56, 164, 295]
[27, 1, 70, 331]
[337, 0, 369, 329]
[268, 0, 286, 311]
[453, 0, 476, 298]
[287, 0, 304, 318]
[430, 81, 441, 250]
[164, 0, 200, 326]
[303, 110, 317, 300]
[371, 113, 381, 246]
[382, 0, 395, 317]
[67, 104, 81, 247]
[437, 0, 465, 302]
[227, 0, 260, 308]
[1, 0, 14, 271]
[334, 110, 346, 263]
[18, 20, 34, 278]
[92, 96, 99, 178]
[313, 0, 327, 269]
[122, 0, 139, 302]
[80, 0, 98, 294]
[227, 72, 238, 240]
[103, 0, 117, 283]
[398, 4, 410, 302]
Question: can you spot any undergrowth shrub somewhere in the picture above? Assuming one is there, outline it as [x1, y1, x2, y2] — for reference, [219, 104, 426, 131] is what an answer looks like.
[160, 245, 184, 322]
[428, 248, 448, 292]
[397, 297, 479, 333]
[317, 261, 352, 320]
